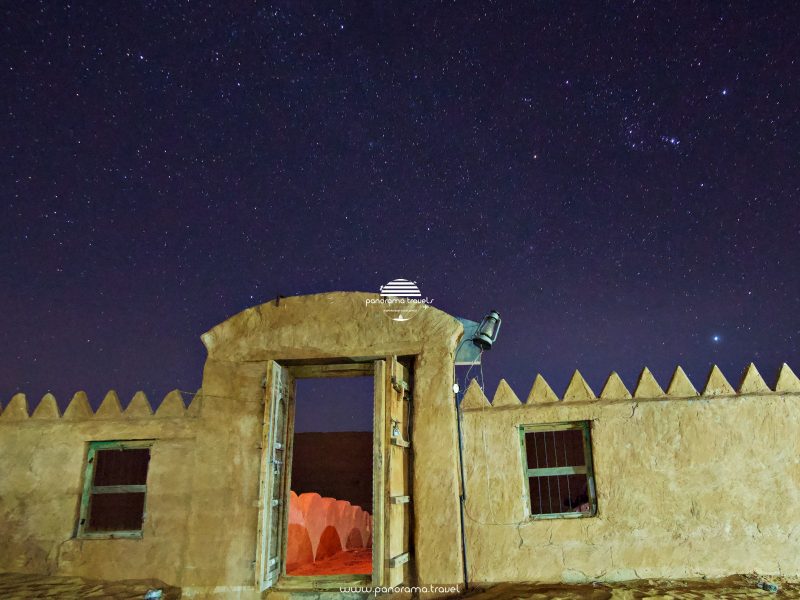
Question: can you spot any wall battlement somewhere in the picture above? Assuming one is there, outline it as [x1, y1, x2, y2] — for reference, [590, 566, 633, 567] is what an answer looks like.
[0, 389, 202, 421]
[461, 362, 800, 410]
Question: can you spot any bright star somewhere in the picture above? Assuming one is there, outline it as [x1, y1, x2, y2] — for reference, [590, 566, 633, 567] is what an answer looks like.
[712, 334, 721, 343]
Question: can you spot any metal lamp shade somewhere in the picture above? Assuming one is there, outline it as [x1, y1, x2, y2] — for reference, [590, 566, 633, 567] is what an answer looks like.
[472, 310, 501, 350]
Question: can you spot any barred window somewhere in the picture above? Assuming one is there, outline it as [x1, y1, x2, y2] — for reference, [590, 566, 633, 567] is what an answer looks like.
[520, 422, 597, 518]
[78, 440, 152, 538]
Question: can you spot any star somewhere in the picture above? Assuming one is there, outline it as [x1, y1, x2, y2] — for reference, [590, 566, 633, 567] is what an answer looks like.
[0, 1, 796, 428]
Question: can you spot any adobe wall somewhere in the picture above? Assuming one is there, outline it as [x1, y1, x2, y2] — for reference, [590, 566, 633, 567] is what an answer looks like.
[0, 382, 284, 599]
[0, 292, 464, 599]
[460, 363, 800, 584]
[0, 389, 203, 586]
[198, 292, 464, 592]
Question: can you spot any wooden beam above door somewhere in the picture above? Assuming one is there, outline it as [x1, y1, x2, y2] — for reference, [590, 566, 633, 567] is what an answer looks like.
[289, 363, 375, 379]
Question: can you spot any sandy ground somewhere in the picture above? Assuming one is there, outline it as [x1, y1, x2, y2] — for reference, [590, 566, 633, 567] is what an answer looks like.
[1, 570, 796, 598]
[0, 572, 180, 599]
[447, 575, 798, 599]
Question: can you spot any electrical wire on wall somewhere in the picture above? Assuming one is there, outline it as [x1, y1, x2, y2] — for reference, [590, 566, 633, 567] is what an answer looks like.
[455, 347, 540, 532]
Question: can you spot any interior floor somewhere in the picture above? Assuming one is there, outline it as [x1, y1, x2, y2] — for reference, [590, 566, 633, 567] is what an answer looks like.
[287, 548, 372, 576]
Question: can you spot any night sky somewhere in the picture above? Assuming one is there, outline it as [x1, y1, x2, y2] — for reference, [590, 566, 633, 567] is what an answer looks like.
[2, 3, 798, 422]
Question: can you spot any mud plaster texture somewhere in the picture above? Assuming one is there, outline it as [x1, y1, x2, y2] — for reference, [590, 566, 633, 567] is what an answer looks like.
[200, 292, 464, 597]
[4, 291, 799, 600]
[460, 366, 800, 585]
[435, 574, 798, 599]
[0, 390, 201, 587]
[0, 293, 464, 598]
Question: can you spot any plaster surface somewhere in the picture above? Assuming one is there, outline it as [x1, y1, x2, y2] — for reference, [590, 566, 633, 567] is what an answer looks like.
[201, 292, 464, 591]
[460, 365, 800, 584]
[0, 292, 464, 599]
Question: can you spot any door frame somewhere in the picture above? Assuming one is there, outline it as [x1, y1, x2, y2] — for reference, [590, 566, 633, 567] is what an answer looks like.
[264, 356, 415, 592]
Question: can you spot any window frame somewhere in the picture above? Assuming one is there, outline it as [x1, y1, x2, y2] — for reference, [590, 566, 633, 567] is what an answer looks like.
[77, 439, 153, 539]
[519, 421, 597, 520]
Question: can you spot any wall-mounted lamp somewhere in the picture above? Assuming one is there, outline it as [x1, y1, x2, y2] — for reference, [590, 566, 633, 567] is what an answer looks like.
[472, 309, 501, 351]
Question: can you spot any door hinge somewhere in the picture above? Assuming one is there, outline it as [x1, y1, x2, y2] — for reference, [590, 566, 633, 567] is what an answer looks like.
[389, 552, 410, 567]
[391, 436, 410, 448]
[391, 376, 409, 393]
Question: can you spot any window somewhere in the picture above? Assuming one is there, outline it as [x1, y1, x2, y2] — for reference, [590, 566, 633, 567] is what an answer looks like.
[78, 440, 152, 538]
[520, 421, 596, 519]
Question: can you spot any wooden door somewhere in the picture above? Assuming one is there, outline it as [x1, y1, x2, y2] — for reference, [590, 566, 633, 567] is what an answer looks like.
[255, 360, 293, 591]
[373, 357, 412, 588]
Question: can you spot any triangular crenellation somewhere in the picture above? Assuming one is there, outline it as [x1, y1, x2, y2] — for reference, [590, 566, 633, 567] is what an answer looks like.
[527, 374, 559, 404]
[634, 367, 665, 398]
[156, 389, 186, 417]
[562, 370, 595, 402]
[738, 363, 770, 394]
[125, 391, 153, 417]
[64, 391, 93, 419]
[2, 393, 29, 419]
[667, 367, 698, 397]
[460, 379, 490, 410]
[2, 360, 792, 427]
[703, 365, 735, 396]
[32, 393, 60, 419]
[492, 379, 521, 407]
[95, 391, 124, 418]
[775, 363, 800, 393]
[600, 372, 631, 399]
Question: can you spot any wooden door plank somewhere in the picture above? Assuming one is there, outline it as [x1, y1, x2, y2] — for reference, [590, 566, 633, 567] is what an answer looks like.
[386, 357, 411, 587]
[372, 359, 387, 588]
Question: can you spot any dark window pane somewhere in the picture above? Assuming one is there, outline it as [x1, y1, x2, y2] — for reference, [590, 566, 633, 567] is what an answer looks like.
[528, 474, 590, 516]
[93, 448, 150, 486]
[560, 429, 585, 466]
[86, 492, 146, 531]
[525, 429, 585, 470]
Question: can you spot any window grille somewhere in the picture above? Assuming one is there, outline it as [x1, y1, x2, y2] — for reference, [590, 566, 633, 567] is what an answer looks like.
[520, 422, 596, 519]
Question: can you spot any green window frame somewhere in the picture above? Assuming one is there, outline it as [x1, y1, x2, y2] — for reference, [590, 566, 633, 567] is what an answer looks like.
[519, 421, 597, 519]
[77, 440, 153, 539]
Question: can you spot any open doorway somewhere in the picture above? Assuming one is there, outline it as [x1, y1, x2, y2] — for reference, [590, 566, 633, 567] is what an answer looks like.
[255, 358, 414, 592]
[285, 376, 374, 576]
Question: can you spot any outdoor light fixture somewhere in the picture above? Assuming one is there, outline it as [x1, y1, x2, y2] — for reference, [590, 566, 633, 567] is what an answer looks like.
[472, 309, 501, 350]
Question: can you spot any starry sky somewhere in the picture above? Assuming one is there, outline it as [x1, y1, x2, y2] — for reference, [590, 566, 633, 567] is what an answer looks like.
[2, 2, 798, 423]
